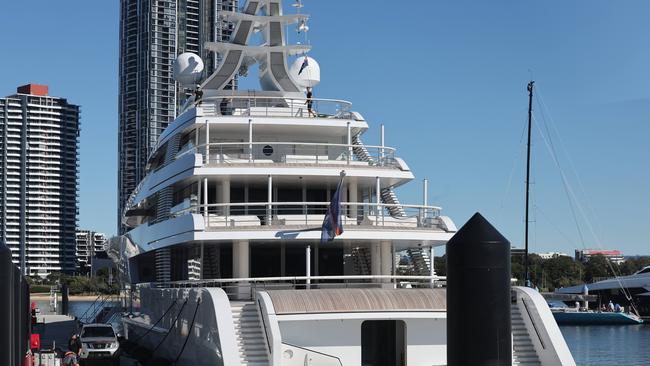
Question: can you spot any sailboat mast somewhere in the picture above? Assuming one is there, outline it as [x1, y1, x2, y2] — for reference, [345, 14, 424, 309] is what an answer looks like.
[525, 80, 534, 287]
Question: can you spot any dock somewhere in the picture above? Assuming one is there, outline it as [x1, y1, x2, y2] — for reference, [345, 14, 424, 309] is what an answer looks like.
[32, 314, 141, 366]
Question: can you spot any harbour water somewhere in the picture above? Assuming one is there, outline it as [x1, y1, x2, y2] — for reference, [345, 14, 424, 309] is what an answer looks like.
[561, 325, 650, 366]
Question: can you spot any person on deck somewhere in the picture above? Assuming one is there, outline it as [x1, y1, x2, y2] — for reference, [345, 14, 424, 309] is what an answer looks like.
[194, 85, 203, 106]
[305, 87, 315, 117]
[608, 300, 615, 312]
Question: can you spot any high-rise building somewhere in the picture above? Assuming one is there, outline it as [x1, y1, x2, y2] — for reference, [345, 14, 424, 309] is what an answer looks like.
[76, 230, 107, 270]
[118, 0, 237, 232]
[0, 84, 79, 276]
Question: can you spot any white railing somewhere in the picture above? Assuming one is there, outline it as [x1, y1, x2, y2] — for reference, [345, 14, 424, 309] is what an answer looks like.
[175, 141, 398, 168]
[200, 95, 353, 119]
[140, 275, 447, 300]
[172, 201, 443, 229]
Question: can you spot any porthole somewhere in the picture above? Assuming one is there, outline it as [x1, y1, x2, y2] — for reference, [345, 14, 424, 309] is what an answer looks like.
[263, 145, 274, 156]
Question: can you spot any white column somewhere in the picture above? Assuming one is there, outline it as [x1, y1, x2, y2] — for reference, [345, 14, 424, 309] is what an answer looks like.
[371, 243, 381, 276]
[375, 177, 381, 225]
[220, 179, 230, 216]
[205, 121, 210, 164]
[248, 119, 253, 162]
[347, 121, 352, 164]
[203, 178, 209, 218]
[348, 180, 358, 220]
[422, 178, 429, 226]
[380, 123, 385, 165]
[301, 180, 307, 216]
[430, 246, 436, 287]
[197, 179, 202, 215]
[380, 241, 392, 284]
[233, 240, 250, 278]
[267, 175, 273, 225]
[200, 243, 205, 280]
[306, 244, 311, 289]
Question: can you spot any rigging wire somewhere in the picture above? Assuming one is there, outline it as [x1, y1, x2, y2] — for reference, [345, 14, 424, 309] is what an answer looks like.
[535, 85, 606, 240]
[171, 298, 202, 365]
[531, 104, 638, 313]
[129, 300, 178, 344]
[152, 298, 189, 353]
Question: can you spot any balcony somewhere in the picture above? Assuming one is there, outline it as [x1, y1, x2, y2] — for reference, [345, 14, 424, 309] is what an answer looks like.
[169, 201, 447, 231]
[198, 95, 353, 120]
[175, 142, 403, 169]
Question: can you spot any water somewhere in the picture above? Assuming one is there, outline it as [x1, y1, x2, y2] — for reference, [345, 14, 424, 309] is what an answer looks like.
[34, 300, 98, 317]
[561, 325, 650, 365]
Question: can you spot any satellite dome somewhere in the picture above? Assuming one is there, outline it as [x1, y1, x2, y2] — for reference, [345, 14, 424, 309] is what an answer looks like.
[173, 53, 204, 86]
[290, 56, 320, 89]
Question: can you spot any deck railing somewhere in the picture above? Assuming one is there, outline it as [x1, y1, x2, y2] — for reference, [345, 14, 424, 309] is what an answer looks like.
[199, 95, 353, 119]
[170, 201, 443, 229]
[175, 141, 398, 168]
[139, 275, 446, 300]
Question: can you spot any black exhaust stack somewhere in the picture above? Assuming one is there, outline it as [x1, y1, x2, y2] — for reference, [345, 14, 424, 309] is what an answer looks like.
[447, 213, 512, 366]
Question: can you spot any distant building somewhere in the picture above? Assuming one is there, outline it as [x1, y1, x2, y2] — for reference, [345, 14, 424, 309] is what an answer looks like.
[76, 230, 107, 271]
[537, 252, 571, 260]
[117, 0, 238, 233]
[575, 249, 625, 265]
[0, 84, 79, 276]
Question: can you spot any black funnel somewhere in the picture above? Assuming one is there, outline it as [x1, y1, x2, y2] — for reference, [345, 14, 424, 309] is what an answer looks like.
[446, 213, 512, 366]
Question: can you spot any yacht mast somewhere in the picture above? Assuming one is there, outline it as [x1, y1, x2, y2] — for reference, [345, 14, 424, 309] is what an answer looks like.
[525, 80, 534, 287]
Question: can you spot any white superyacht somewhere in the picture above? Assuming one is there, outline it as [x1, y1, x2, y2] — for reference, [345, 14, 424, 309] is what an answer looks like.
[110, 1, 576, 365]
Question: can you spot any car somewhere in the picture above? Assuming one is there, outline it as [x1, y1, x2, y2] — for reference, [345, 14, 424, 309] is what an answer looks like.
[78, 323, 121, 365]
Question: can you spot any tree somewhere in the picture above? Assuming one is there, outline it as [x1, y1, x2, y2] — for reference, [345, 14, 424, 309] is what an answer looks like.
[541, 256, 583, 291]
[584, 254, 612, 283]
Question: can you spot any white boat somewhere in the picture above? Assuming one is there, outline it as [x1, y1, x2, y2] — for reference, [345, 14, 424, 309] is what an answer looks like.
[109, 1, 576, 365]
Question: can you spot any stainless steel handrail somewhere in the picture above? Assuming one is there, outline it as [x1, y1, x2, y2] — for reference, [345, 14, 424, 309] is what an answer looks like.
[174, 141, 398, 167]
[200, 95, 353, 119]
[170, 201, 442, 228]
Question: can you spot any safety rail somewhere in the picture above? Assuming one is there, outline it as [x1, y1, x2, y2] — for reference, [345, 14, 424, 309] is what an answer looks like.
[139, 275, 447, 300]
[170, 201, 443, 229]
[176, 141, 399, 168]
[78, 293, 122, 324]
[199, 95, 353, 119]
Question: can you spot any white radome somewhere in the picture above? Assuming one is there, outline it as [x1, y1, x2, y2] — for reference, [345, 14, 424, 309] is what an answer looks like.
[173, 53, 205, 86]
[290, 56, 320, 88]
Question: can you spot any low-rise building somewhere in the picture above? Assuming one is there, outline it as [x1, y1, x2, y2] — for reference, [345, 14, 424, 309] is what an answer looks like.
[536, 252, 571, 260]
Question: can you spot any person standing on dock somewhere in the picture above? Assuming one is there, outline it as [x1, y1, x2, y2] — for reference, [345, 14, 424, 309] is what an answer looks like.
[68, 334, 82, 355]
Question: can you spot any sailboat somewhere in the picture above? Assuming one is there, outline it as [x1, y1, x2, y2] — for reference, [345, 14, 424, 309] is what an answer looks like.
[522, 82, 643, 325]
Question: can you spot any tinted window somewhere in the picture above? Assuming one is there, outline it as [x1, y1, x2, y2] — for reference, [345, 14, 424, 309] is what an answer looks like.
[82, 327, 115, 338]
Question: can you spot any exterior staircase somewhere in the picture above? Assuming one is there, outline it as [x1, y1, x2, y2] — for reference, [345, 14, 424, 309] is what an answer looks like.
[406, 248, 431, 276]
[351, 247, 371, 275]
[511, 304, 542, 366]
[231, 302, 270, 366]
[352, 134, 406, 218]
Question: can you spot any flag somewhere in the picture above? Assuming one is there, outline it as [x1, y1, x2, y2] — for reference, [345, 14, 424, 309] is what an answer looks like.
[298, 57, 309, 75]
[321, 177, 344, 244]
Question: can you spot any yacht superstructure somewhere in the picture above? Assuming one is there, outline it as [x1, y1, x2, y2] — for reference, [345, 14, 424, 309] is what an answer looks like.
[111, 1, 576, 365]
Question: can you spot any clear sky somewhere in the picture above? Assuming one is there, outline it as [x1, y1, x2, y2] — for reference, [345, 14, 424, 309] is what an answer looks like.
[1, 1, 648, 254]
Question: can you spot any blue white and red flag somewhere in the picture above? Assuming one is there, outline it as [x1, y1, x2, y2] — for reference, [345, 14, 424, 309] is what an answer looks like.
[298, 57, 309, 75]
[321, 177, 344, 244]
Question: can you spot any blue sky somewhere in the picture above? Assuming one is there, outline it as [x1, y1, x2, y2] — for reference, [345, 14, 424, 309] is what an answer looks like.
[1, 1, 649, 254]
